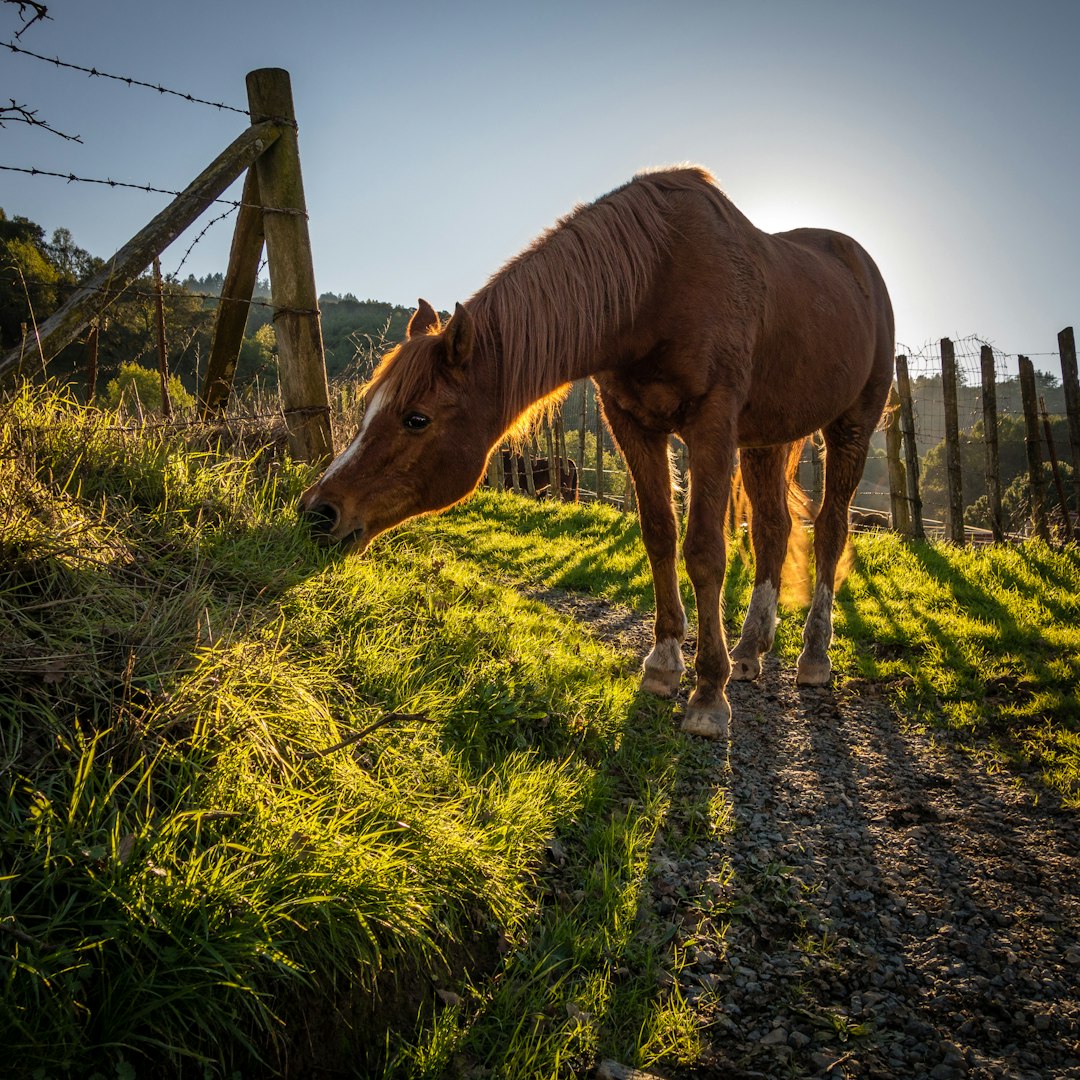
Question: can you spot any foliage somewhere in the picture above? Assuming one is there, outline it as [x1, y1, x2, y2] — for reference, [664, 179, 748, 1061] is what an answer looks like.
[103, 361, 197, 413]
[919, 413, 1076, 523]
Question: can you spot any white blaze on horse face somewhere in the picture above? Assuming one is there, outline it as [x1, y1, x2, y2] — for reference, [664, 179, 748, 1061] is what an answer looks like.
[322, 385, 388, 482]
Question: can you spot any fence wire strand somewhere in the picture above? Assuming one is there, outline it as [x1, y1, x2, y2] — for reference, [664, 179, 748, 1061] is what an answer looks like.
[0, 163, 307, 218]
[4, 39, 249, 115]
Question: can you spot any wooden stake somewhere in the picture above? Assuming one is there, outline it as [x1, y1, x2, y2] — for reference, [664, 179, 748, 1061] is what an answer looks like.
[885, 385, 910, 534]
[152, 257, 172, 419]
[201, 167, 265, 414]
[940, 338, 965, 543]
[894, 355, 925, 539]
[1018, 356, 1051, 542]
[1058, 326, 1080, 515]
[979, 344, 1004, 542]
[247, 68, 332, 465]
[1040, 395, 1072, 542]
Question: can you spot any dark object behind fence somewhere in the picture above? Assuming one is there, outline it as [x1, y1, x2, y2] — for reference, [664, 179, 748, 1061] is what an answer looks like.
[499, 451, 579, 502]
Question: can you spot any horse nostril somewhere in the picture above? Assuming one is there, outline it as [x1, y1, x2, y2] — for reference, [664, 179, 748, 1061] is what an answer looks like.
[301, 501, 339, 535]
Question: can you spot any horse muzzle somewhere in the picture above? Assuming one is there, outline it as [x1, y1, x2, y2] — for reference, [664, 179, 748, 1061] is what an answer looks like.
[298, 498, 367, 549]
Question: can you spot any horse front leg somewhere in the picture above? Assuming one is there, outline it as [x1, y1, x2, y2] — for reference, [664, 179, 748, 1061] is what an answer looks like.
[598, 392, 687, 698]
[730, 444, 792, 680]
[680, 424, 738, 739]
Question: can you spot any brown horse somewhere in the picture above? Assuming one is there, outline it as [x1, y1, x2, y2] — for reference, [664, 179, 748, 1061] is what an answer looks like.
[300, 167, 894, 738]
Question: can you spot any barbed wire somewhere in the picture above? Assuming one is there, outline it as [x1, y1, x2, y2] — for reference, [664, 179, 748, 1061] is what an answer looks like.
[169, 204, 238, 280]
[0, 162, 307, 217]
[11, 273, 312, 322]
[4, 39, 249, 115]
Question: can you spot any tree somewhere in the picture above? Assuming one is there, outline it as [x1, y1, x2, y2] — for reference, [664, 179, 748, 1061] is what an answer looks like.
[104, 361, 195, 414]
[0, 210, 61, 350]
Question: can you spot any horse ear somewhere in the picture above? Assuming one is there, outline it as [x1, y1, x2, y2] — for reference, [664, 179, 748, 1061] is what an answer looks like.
[407, 298, 440, 339]
[443, 302, 475, 368]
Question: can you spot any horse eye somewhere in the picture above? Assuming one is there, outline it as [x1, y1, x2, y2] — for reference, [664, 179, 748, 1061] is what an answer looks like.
[402, 411, 431, 432]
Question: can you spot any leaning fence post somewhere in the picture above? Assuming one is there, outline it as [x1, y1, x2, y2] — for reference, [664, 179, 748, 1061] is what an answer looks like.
[894, 355, 925, 539]
[940, 338, 965, 543]
[1058, 327, 1080, 516]
[979, 344, 1005, 542]
[1018, 355, 1051, 543]
[1040, 395, 1072, 543]
[201, 168, 265, 414]
[0, 121, 283, 385]
[246, 68, 332, 465]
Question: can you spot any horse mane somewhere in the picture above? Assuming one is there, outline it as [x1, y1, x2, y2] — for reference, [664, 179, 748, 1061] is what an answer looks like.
[365, 166, 720, 431]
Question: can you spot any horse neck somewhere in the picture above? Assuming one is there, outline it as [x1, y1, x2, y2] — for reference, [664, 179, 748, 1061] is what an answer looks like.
[471, 289, 625, 437]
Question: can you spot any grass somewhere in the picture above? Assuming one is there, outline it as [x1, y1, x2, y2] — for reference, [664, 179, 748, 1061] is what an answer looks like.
[438, 490, 1080, 805]
[0, 386, 708, 1077]
[2, 384, 1078, 1077]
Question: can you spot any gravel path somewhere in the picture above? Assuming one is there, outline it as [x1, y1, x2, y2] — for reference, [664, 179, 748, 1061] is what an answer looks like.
[531, 588, 1080, 1080]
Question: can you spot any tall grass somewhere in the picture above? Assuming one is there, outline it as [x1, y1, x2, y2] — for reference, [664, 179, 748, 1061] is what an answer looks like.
[3, 384, 1077, 1077]
[0, 386, 699, 1076]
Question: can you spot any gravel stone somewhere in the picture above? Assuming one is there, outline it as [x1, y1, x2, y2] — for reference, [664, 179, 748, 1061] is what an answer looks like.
[528, 590, 1080, 1079]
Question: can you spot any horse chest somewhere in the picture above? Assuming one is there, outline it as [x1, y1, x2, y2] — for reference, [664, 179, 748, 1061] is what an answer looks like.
[602, 375, 688, 434]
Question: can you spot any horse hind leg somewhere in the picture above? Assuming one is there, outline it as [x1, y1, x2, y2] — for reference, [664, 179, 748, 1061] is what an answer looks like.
[680, 420, 739, 739]
[797, 417, 871, 685]
[730, 444, 791, 680]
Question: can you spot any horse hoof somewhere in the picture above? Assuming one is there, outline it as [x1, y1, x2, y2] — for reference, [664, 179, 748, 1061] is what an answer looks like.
[680, 698, 731, 740]
[642, 668, 682, 697]
[729, 653, 762, 681]
[796, 655, 832, 686]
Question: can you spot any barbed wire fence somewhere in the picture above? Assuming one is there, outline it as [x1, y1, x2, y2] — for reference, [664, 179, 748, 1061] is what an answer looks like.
[2, 31, 333, 460]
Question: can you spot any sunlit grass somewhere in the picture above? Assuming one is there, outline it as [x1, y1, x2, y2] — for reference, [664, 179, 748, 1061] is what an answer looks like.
[0, 385, 701, 1077]
[4, 383, 1078, 1078]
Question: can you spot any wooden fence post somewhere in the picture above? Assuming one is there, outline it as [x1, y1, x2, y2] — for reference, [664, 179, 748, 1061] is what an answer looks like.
[577, 381, 588, 481]
[894, 355, 925, 539]
[246, 68, 332, 465]
[1018, 355, 1051, 543]
[0, 121, 283, 385]
[151, 257, 172, 419]
[507, 446, 521, 493]
[201, 168, 265, 414]
[85, 321, 99, 401]
[1058, 326, 1080, 515]
[885, 385, 910, 534]
[1041, 395, 1072, 542]
[940, 338, 965, 543]
[544, 423, 556, 500]
[521, 441, 537, 497]
[979, 344, 1005, 542]
[595, 390, 605, 503]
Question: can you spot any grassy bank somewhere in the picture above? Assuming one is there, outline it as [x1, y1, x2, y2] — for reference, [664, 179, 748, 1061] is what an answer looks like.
[2, 386, 1078, 1077]
[0, 388, 704, 1077]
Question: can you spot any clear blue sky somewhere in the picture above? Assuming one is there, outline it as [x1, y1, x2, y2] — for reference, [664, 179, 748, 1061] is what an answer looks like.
[4, 0, 1078, 370]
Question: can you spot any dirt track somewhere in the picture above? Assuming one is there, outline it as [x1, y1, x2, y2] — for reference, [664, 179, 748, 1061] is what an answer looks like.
[533, 588, 1080, 1080]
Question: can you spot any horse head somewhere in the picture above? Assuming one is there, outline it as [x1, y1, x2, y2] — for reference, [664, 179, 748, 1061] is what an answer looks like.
[299, 299, 496, 550]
